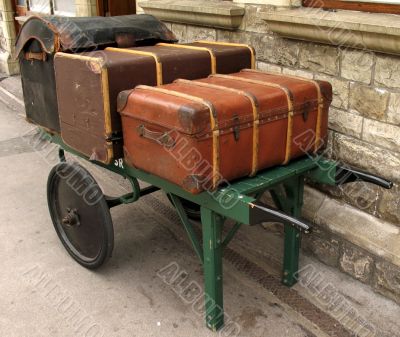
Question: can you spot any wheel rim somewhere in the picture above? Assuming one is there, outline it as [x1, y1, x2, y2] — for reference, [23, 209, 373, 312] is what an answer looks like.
[48, 163, 113, 265]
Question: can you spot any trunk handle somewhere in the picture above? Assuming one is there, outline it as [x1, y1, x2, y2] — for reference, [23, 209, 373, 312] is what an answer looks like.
[137, 125, 175, 148]
[24, 51, 47, 61]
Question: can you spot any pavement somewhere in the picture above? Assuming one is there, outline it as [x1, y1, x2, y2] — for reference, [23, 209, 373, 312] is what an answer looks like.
[0, 75, 400, 337]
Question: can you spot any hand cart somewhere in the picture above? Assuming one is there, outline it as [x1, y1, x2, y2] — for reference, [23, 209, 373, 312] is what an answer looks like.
[45, 132, 392, 332]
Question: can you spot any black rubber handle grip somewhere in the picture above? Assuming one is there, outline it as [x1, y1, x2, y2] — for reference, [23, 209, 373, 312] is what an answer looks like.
[249, 202, 312, 233]
[336, 165, 393, 189]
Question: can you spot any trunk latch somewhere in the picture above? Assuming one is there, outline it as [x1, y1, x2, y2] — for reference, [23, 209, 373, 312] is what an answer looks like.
[233, 115, 240, 141]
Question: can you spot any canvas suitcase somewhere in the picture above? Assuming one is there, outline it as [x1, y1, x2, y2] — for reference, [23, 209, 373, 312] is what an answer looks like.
[119, 70, 332, 194]
[16, 14, 176, 133]
[54, 42, 255, 164]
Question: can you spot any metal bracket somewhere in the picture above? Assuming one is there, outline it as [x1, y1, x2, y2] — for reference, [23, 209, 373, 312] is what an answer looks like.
[169, 193, 204, 263]
[106, 178, 160, 208]
[221, 222, 242, 248]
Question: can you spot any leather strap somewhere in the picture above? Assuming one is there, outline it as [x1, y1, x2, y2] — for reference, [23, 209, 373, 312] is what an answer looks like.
[156, 43, 217, 74]
[210, 74, 295, 165]
[135, 85, 220, 189]
[106, 47, 163, 85]
[25, 51, 47, 61]
[175, 79, 260, 176]
[242, 69, 324, 152]
[196, 40, 256, 69]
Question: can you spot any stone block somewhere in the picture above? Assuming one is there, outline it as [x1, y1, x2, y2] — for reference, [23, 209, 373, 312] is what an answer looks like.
[171, 23, 187, 43]
[373, 260, 400, 304]
[387, 92, 400, 126]
[233, 30, 260, 48]
[240, 5, 270, 34]
[334, 134, 400, 184]
[362, 119, 400, 153]
[257, 61, 281, 74]
[298, 43, 339, 76]
[375, 54, 400, 89]
[282, 67, 313, 79]
[162, 21, 173, 30]
[314, 196, 400, 269]
[302, 185, 326, 221]
[258, 35, 299, 67]
[186, 25, 216, 42]
[323, 130, 335, 159]
[303, 230, 340, 267]
[315, 74, 349, 110]
[340, 182, 380, 216]
[339, 243, 374, 283]
[328, 108, 363, 138]
[0, 0, 15, 12]
[341, 49, 374, 84]
[219, 30, 266, 61]
[378, 184, 400, 226]
[216, 29, 231, 42]
[349, 83, 389, 120]
[309, 181, 343, 201]
[139, 0, 245, 30]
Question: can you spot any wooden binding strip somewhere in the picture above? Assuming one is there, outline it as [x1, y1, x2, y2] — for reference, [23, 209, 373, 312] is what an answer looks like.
[242, 69, 324, 152]
[175, 79, 260, 176]
[135, 85, 220, 189]
[210, 73, 295, 165]
[156, 43, 217, 74]
[106, 47, 163, 85]
[196, 40, 256, 70]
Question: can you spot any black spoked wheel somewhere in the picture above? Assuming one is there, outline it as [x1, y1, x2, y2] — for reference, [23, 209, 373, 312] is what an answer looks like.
[168, 195, 201, 220]
[47, 162, 114, 269]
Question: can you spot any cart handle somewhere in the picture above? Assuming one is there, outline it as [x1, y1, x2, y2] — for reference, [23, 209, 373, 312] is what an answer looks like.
[336, 165, 393, 189]
[249, 202, 312, 233]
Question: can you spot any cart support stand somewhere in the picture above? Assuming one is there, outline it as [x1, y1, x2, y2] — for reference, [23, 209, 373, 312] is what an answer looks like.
[270, 177, 304, 287]
[201, 207, 224, 331]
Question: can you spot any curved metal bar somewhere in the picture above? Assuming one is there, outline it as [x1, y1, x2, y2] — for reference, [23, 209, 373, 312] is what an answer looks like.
[106, 177, 144, 208]
[336, 165, 393, 189]
[249, 202, 312, 233]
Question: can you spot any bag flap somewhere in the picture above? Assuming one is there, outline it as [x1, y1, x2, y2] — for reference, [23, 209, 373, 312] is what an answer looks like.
[15, 14, 177, 58]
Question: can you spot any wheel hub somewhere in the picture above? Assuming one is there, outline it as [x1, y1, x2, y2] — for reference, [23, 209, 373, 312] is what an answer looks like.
[62, 208, 80, 227]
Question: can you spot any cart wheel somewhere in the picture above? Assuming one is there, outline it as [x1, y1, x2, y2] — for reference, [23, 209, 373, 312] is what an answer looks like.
[167, 195, 201, 220]
[47, 162, 114, 269]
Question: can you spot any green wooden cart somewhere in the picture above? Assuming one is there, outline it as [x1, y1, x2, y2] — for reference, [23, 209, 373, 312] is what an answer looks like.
[44, 132, 392, 332]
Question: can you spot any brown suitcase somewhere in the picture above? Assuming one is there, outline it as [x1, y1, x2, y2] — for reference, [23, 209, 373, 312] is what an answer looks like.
[119, 70, 332, 194]
[54, 42, 255, 164]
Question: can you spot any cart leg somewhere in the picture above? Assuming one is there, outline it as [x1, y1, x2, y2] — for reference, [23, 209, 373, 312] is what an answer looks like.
[201, 207, 224, 331]
[282, 177, 304, 286]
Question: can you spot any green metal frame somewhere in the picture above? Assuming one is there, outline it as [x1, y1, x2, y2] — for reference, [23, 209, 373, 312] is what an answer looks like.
[47, 133, 344, 332]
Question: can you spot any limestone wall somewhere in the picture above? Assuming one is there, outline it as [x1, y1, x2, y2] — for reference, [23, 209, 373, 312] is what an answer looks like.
[158, 3, 400, 303]
[0, 0, 18, 74]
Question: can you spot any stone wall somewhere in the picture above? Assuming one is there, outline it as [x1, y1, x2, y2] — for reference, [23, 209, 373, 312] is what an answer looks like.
[75, 0, 98, 17]
[158, 4, 400, 303]
[0, 0, 18, 74]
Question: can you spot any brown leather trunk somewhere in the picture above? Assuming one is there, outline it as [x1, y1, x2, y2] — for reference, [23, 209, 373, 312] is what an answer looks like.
[54, 42, 255, 164]
[119, 70, 332, 194]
